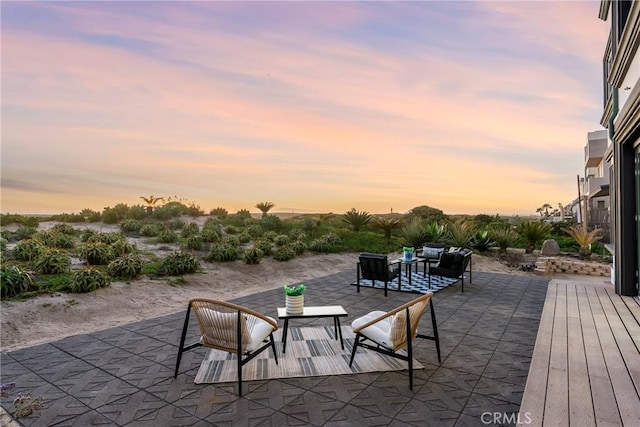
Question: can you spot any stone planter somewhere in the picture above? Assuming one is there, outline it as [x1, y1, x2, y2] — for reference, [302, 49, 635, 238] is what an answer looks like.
[285, 295, 304, 314]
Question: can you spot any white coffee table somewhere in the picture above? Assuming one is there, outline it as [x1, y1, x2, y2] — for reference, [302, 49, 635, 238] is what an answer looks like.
[276, 305, 348, 353]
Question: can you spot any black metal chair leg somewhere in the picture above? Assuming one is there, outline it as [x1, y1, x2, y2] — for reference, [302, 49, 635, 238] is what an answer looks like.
[357, 263, 361, 293]
[430, 299, 441, 363]
[349, 333, 361, 366]
[269, 332, 278, 364]
[174, 304, 192, 378]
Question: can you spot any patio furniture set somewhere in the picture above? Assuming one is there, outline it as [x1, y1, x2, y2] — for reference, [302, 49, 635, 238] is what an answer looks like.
[174, 246, 467, 397]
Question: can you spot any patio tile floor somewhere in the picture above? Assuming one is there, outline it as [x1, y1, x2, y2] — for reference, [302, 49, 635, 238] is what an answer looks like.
[1, 270, 549, 426]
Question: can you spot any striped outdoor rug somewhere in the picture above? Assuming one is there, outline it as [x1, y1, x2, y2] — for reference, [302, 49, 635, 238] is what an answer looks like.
[353, 271, 460, 294]
[194, 325, 423, 384]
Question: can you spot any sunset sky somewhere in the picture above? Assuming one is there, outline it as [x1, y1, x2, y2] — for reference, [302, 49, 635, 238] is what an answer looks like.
[1, 1, 608, 216]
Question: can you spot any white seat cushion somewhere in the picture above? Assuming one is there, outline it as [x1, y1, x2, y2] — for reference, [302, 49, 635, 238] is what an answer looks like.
[352, 310, 394, 350]
[245, 315, 276, 352]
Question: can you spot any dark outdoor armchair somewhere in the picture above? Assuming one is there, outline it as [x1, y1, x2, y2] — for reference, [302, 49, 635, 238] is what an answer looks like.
[357, 253, 401, 297]
[428, 248, 473, 292]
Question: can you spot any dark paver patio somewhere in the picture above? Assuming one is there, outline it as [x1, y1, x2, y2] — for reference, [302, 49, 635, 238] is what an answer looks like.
[1, 270, 549, 426]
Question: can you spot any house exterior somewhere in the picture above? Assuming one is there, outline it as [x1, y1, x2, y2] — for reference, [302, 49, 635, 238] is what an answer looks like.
[599, 0, 639, 297]
[583, 130, 611, 243]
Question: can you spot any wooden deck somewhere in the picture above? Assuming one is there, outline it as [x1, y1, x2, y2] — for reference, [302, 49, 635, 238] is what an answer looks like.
[519, 280, 640, 426]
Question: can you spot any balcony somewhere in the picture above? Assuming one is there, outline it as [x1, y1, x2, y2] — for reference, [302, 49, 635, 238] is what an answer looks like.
[585, 135, 607, 167]
[585, 176, 608, 197]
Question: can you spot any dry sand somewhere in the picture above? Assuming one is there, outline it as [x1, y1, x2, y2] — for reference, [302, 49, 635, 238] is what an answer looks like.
[1, 248, 530, 353]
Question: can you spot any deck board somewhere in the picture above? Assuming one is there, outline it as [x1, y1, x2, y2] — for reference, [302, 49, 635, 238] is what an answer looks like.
[519, 280, 640, 427]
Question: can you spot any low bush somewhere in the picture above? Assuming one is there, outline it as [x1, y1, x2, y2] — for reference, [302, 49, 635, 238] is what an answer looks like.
[140, 224, 161, 237]
[208, 244, 238, 262]
[81, 242, 115, 266]
[34, 249, 71, 274]
[290, 240, 307, 255]
[274, 235, 290, 246]
[157, 251, 200, 276]
[0, 265, 35, 298]
[15, 226, 37, 241]
[157, 230, 178, 243]
[201, 227, 220, 243]
[13, 239, 45, 262]
[120, 219, 143, 234]
[68, 268, 111, 293]
[49, 233, 75, 249]
[186, 235, 203, 251]
[243, 247, 264, 265]
[181, 222, 200, 238]
[254, 239, 273, 256]
[273, 246, 295, 261]
[51, 223, 76, 235]
[238, 232, 252, 244]
[107, 254, 143, 279]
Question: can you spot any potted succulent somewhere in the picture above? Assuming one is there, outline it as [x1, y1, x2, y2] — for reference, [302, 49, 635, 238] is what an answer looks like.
[284, 284, 306, 314]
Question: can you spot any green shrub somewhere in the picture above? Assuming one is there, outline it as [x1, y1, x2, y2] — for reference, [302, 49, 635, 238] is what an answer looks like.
[201, 227, 220, 243]
[445, 219, 475, 247]
[186, 235, 203, 251]
[222, 235, 240, 247]
[225, 225, 240, 234]
[0, 265, 35, 298]
[157, 230, 178, 243]
[111, 239, 136, 257]
[89, 232, 125, 245]
[168, 219, 185, 230]
[254, 239, 273, 256]
[51, 223, 76, 235]
[158, 251, 200, 275]
[308, 238, 332, 253]
[34, 249, 71, 274]
[238, 232, 252, 244]
[243, 247, 264, 265]
[334, 230, 398, 253]
[49, 233, 75, 249]
[13, 239, 45, 262]
[82, 242, 115, 265]
[469, 231, 496, 252]
[107, 254, 143, 279]
[120, 219, 143, 234]
[79, 229, 97, 242]
[274, 235, 290, 246]
[424, 222, 446, 243]
[246, 225, 263, 237]
[489, 226, 519, 253]
[263, 231, 278, 242]
[69, 268, 111, 293]
[290, 240, 307, 255]
[261, 215, 282, 231]
[273, 246, 295, 261]
[127, 204, 148, 220]
[15, 226, 37, 241]
[0, 213, 39, 228]
[140, 224, 161, 237]
[208, 244, 238, 262]
[401, 218, 428, 248]
[0, 238, 7, 253]
[210, 207, 228, 217]
[181, 222, 200, 238]
[323, 232, 340, 245]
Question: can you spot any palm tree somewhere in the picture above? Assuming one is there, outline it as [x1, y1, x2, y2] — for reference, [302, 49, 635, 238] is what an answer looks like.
[341, 208, 372, 232]
[140, 195, 164, 215]
[255, 202, 275, 218]
[372, 216, 403, 240]
[517, 220, 552, 253]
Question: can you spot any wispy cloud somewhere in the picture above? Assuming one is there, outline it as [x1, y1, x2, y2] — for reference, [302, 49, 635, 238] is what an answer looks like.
[1, 1, 608, 214]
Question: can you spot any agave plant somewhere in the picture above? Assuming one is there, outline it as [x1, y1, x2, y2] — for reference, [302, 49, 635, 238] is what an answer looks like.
[242, 247, 264, 265]
[423, 222, 446, 243]
[445, 219, 475, 247]
[562, 224, 603, 259]
[489, 226, 519, 254]
[401, 217, 428, 248]
[69, 268, 111, 293]
[342, 208, 372, 232]
[0, 265, 34, 298]
[517, 220, 552, 253]
[469, 230, 496, 252]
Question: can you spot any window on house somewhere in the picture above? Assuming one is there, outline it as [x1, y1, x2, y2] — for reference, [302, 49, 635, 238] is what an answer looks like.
[597, 200, 606, 209]
[617, 0, 632, 39]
